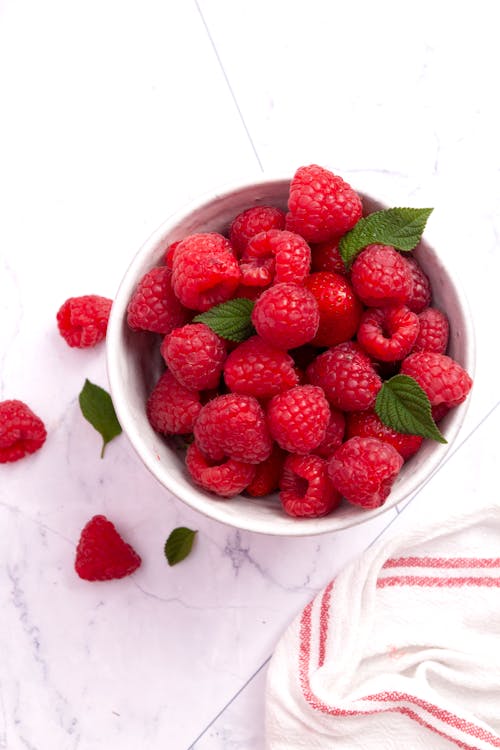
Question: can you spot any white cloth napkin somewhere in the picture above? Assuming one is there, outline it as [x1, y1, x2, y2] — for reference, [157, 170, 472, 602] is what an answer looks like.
[265, 504, 500, 749]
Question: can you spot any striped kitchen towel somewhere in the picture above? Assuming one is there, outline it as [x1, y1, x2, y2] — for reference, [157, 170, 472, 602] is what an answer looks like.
[265, 504, 500, 749]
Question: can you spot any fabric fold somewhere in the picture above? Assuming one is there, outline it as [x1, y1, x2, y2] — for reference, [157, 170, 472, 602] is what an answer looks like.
[265, 504, 500, 749]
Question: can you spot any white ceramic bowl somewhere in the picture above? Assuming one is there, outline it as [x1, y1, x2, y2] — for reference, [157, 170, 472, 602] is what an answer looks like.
[107, 176, 475, 536]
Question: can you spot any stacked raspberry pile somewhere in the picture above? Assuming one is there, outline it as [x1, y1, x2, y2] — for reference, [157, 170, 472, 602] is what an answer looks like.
[126, 164, 473, 518]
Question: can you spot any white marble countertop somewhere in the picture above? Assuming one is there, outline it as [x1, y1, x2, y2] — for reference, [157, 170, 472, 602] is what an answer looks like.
[1, 2, 499, 748]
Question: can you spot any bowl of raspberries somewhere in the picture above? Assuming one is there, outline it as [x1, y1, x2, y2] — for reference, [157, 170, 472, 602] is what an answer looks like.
[107, 164, 474, 535]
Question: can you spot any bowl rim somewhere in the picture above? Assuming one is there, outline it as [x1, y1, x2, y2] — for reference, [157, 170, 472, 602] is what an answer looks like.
[106, 174, 476, 536]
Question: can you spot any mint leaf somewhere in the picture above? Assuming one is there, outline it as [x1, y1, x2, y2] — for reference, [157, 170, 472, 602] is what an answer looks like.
[193, 298, 255, 342]
[164, 527, 197, 566]
[79, 379, 122, 457]
[339, 207, 433, 266]
[375, 374, 446, 444]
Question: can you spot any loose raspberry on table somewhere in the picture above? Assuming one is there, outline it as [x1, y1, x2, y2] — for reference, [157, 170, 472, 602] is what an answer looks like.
[127, 266, 189, 334]
[57, 295, 113, 348]
[346, 409, 423, 461]
[146, 370, 202, 435]
[304, 271, 363, 347]
[306, 341, 382, 411]
[286, 164, 362, 243]
[267, 385, 330, 454]
[251, 283, 320, 350]
[357, 305, 419, 362]
[310, 239, 347, 275]
[351, 245, 413, 307]
[328, 436, 404, 509]
[223, 335, 298, 399]
[161, 323, 226, 391]
[185, 442, 255, 498]
[0, 400, 47, 463]
[75, 515, 141, 581]
[245, 444, 286, 497]
[313, 407, 345, 458]
[402, 255, 432, 313]
[280, 454, 341, 518]
[229, 205, 286, 256]
[193, 393, 272, 464]
[240, 229, 311, 288]
[400, 352, 473, 408]
[412, 307, 449, 354]
[171, 233, 241, 311]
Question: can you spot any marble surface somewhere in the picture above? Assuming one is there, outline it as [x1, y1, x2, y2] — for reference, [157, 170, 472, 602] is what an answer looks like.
[1, 1, 499, 748]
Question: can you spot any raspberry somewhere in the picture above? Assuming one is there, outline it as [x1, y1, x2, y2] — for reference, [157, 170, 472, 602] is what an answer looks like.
[313, 408, 345, 458]
[251, 283, 319, 350]
[351, 245, 413, 307]
[286, 165, 362, 243]
[146, 370, 202, 435]
[240, 229, 311, 288]
[412, 307, 449, 354]
[280, 454, 341, 518]
[403, 255, 432, 313]
[74, 515, 141, 581]
[267, 385, 330, 454]
[400, 352, 473, 408]
[310, 239, 347, 275]
[357, 305, 419, 362]
[346, 409, 423, 461]
[127, 266, 189, 334]
[246, 444, 286, 497]
[57, 295, 112, 348]
[185, 442, 255, 498]
[193, 393, 272, 464]
[229, 205, 286, 256]
[0, 400, 47, 463]
[160, 323, 226, 390]
[223, 335, 298, 399]
[432, 403, 450, 423]
[171, 233, 241, 311]
[328, 436, 403, 509]
[307, 342, 382, 411]
[304, 272, 363, 347]
[164, 240, 181, 269]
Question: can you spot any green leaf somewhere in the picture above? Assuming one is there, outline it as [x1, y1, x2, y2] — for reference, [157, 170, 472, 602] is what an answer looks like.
[375, 374, 447, 444]
[78, 379, 122, 458]
[164, 527, 197, 566]
[339, 207, 433, 266]
[193, 298, 255, 342]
